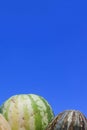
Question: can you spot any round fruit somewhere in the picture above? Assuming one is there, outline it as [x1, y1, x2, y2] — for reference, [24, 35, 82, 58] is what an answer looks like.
[0, 94, 54, 130]
[46, 110, 87, 130]
[0, 114, 11, 130]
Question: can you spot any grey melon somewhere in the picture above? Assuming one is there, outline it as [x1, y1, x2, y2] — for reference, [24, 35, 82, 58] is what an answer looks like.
[46, 110, 87, 130]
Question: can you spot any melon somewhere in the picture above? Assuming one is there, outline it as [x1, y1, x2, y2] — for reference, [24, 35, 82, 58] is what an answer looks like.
[0, 114, 11, 130]
[0, 94, 54, 130]
[46, 110, 87, 130]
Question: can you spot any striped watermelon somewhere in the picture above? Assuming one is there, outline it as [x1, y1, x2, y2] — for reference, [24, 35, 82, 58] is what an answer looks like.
[0, 94, 54, 130]
[0, 114, 11, 130]
[46, 110, 87, 130]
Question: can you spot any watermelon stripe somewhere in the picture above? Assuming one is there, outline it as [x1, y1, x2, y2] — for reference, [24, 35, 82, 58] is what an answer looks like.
[36, 95, 49, 128]
[40, 97, 54, 122]
[3, 98, 11, 121]
[23, 95, 30, 130]
[26, 95, 35, 130]
[29, 94, 42, 130]
[17, 95, 24, 129]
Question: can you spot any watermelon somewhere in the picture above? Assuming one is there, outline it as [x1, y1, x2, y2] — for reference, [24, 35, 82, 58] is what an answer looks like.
[0, 94, 54, 130]
[0, 114, 11, 130]
[46, 110, 87, 130]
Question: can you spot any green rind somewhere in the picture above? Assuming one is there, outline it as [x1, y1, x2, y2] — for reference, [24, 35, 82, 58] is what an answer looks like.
[29, 95, 42, 130]
[40, 96, 54, 122]
[0, 98, 11, 121]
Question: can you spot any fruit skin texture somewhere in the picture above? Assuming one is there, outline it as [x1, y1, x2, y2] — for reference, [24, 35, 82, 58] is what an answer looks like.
[0, 94, 54, 130]
[46, 110, 87, 130]
[0, 114, 11, 130]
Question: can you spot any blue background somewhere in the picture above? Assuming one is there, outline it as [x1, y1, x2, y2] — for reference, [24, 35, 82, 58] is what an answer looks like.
[0, 0, 87, 116]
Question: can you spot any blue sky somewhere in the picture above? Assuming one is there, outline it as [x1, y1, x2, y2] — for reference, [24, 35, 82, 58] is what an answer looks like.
[0, 0, 87, 116]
